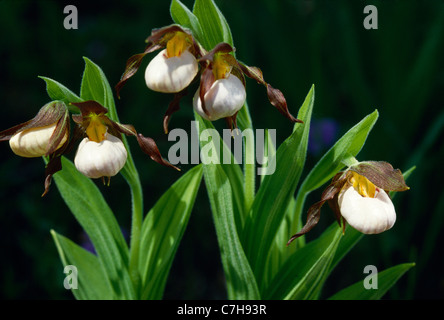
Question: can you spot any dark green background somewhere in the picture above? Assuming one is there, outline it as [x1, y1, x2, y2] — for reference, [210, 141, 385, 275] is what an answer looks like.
[0, 0, 443, 299]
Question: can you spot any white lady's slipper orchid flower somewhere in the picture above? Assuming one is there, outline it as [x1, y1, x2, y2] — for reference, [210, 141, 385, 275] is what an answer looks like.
[338, 184, 396, 234]
[144, 32, 199, 93]
[193, 74, 246, 121]
[9, 122, 68, 158]
[74, 133, 127, 179]
[287, 160, 409, 246]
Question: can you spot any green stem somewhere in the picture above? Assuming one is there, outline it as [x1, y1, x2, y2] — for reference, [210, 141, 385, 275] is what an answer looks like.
[341, 154, 359, 168]
[238, 103, 255, 214]
[292, 189, 307, 248]
[119, 134, 144, 298]
[244, 132, 255, 213]
[127, 168, 143, 297]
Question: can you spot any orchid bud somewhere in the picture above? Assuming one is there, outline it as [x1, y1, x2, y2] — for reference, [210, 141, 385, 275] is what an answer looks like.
[9, 122, 68, 158]
[193, 74, 246, 121]
[0, 101, 70, 158]
[74, 133, 128, 179]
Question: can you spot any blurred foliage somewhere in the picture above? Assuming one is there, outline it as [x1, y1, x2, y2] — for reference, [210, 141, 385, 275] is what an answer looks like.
[0, 0, 443, 299]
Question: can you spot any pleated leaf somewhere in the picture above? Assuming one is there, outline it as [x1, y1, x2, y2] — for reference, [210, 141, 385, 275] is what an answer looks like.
[51, 156, 135, 299]
[138, 164, 203, 299]
[51, 230, 113, 300]
[242, 85, 314, 287]
[265, 223, 343, 300]
[328, 263, 415, 300]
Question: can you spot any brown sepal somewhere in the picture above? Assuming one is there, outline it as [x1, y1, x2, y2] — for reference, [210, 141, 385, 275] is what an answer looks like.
[287, 172, 348, 246]
[136, 133, 180, 171]
[349, 161, 410, 192]
[238, 62, 302, 124]
[163, 88, 189, 134]
[225, 112, 239, 131]
[42, 155, 62, 197]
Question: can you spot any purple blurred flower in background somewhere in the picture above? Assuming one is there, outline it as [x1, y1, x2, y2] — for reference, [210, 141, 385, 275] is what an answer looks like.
[308, 118, 340, 156]
[80, 228, 129, 255]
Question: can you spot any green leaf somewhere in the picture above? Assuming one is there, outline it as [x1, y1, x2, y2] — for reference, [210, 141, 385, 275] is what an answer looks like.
[39, 76, 83, 112]
[265, 223, 343, 300]
[51, 230, 113, 300]
[51, 156, 135, 299]
[196, 115, 259, 299]
[139, 164, 203, 299]
[300, 110, 379, 196]
[192, 0, 234, 49]
[328, 263, 415, 300]
[330, 225, 363, 274]
[170, 0, 204, 44]
[80, 57, 118, 121]
[242, 85, 314, 288]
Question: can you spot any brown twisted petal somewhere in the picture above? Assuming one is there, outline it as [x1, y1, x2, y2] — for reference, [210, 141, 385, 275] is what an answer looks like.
[287, 172, 348, 246]
[163, 88, 189, 134]
[238, 62, 303, 124]
[136, 134, 180, 171]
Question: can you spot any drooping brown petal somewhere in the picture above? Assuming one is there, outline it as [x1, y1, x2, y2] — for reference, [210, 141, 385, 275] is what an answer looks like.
[224, 112, 239, 131]
[0, 120, 33, 141]
[136, 133, 180, 171]
[349, 161, 410, 192]
[287, 172, 348, 246]
[238, 62, 302, 124]
[163, 88, 188, 134]
[42, 155, 62, 197]
[46, 110, 70, 156]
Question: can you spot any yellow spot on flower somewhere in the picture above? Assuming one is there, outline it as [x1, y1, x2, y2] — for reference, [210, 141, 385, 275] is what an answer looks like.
[349, 171, 376, 198]
[86, 114, 107, 143]
[166, 32, 191, 58]
[212, 53, 232, 80]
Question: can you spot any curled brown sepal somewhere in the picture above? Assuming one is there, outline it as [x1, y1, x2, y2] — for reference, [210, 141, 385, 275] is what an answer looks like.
[224, 112, 239, 132]
[163, 87, 189, 134]
[0, 101, 70, 157]
[238, 62, 302, 124]
[348, 161, 410, 192]
[136, 133, 180, 171]
[42, 154, 62, 197]
[115, 24, 203, 99]
[287, 172, 348, 246]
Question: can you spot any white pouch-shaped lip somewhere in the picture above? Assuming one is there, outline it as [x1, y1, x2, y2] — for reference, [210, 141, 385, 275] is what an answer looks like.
[145, 49, 198, 93]
[74, 133, 128, 179]
[193, 74, 246, 121]
[338, 186, 396, 234]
